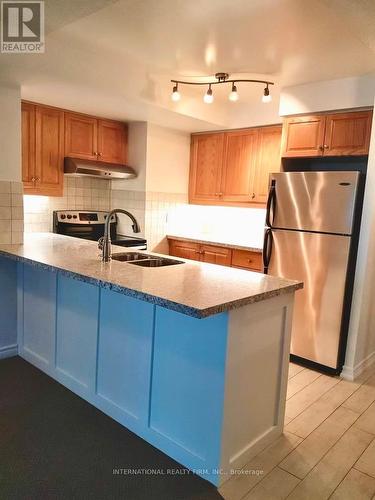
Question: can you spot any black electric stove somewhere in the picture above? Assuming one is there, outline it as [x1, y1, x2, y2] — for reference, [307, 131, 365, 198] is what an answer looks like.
[53, 210, 147, 249]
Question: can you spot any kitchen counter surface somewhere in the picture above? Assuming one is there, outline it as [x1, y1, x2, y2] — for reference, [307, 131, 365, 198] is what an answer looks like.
[0, 233, 302, 318]
[167, 234, 263, 252]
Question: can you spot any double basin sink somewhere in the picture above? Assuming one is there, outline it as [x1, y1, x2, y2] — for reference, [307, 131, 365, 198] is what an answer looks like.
[111, 252, 184, 267]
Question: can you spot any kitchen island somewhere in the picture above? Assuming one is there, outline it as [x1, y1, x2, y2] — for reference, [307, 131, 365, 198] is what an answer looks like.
[0, 233, 302, 486]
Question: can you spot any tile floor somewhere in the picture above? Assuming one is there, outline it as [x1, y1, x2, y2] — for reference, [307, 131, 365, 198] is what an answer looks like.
[219, 362, 375, 500]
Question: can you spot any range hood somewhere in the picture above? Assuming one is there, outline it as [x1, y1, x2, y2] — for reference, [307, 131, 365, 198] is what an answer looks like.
[64, 157, 137, 180]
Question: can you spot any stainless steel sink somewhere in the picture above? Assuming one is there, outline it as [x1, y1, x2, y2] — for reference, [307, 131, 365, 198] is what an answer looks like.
[111, 252, 152, 262]
[128, 257, 184, 267]
[111, 252, 184, 267]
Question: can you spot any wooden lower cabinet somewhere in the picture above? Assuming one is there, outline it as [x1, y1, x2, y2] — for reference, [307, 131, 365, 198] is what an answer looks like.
[201, 244, 232, 266]
[168, 238, 262, 272]
[168, 239, 200, 261]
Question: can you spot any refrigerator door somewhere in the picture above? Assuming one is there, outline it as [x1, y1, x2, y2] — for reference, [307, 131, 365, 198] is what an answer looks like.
[270, 171, 359, 234]
[268, 229, 351, 369]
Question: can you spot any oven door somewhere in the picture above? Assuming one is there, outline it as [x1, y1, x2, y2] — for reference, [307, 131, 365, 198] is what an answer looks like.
[55, 223, 116, 241]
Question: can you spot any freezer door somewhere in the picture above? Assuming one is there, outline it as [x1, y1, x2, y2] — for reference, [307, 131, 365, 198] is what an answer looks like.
[270, 171, 359, 234]
[268, 229, 351, 369]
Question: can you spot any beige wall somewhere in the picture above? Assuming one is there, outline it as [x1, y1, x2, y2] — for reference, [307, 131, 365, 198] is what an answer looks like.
[0, 85, 21, 182]
[146, 123, 190, 194]
[279, 74, 375, 116]
[344, 105, 375, 377]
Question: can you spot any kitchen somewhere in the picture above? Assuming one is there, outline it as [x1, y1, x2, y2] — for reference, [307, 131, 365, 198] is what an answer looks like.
[1, 1, 375, 499]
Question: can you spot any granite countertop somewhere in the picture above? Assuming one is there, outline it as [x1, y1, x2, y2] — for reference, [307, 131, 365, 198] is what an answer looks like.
[0, 233, 302, 318]
[167, 234, 263, 253]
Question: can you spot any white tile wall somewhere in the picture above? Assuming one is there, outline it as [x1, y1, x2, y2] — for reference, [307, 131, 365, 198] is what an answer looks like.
[24, 177, 111, 233]
[0, 180, 24, 244]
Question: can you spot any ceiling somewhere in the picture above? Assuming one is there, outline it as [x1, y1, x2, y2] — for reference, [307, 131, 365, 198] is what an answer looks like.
[1, 0, 375, 131]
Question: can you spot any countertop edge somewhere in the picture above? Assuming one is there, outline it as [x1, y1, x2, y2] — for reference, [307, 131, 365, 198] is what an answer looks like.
[0, 247, 302, 319]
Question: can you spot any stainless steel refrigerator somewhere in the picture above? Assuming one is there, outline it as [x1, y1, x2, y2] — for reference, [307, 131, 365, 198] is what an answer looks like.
[263, 171, 361, 374]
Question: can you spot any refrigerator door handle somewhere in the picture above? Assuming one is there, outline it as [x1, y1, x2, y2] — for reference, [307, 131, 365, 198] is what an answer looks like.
[265, 180, 276, 228]
[262, 228, 273, 274]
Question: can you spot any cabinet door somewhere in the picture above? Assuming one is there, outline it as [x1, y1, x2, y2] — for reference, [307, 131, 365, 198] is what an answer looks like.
[201, 244, 232, 266]
[324, 111, 372, 156]
[34, 105, 64, 196]
[21, 102, 36, 191]
[189, 133, 224, 204]
[220, 129, 258, 203]
[169, 239, 200, 261]
[281, 115, 326, 157]
[97, 120, 127, 164]
[65, 112, 98, 160]
[253, 125, 282, 204]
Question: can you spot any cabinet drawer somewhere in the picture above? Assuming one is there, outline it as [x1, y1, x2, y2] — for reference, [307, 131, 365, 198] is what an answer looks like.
[232, 249, 262, 271]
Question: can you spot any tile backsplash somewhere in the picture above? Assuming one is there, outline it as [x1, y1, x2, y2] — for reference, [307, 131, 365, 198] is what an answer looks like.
[24, 177, 111, 233]
[0, 180, 24, 244]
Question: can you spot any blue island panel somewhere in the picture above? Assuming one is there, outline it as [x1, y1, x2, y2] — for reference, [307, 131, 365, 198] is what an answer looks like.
[56, 275, 99, 395]
[0, 256, 17, 358]
[22, 264, 56, 371]
[97, 289, 155, 429]
[149, 306, 228, 482]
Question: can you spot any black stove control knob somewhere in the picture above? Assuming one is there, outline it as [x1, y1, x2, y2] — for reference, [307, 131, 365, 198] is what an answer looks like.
[67, 214, 72, 219]
[60, 214, 66, 220]
[73, 215, 77, 219]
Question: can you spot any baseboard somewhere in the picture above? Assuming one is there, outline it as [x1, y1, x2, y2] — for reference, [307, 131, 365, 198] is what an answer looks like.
[0, 344, 18, 360]
[341, 350, 375, 381]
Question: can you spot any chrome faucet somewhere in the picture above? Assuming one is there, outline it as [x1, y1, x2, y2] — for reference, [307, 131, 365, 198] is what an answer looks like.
[98, 209, 141, 262]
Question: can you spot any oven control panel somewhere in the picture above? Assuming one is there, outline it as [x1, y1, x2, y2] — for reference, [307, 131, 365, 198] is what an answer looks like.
[55, 211, 116, 225]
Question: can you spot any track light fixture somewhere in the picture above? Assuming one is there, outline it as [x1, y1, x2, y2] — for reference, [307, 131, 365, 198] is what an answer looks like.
[229, 82, 239, 102]
[170, 73, 274, 104]
[171, 83, 181, 102]
[203, 84, 214, 104]
[262, 84, 272, 103]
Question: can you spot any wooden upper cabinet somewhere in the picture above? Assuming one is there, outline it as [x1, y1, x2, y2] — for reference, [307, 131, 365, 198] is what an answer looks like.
[21, 102, 36, 190]
[97, 120, 127, 163]
[35, 106, 64, 196]
[189, 133, 224, 203]
[253, 126, 282, 204]
[324, 111, 372, 156]
[220, 129, 258, 203]
[281, 115, 326, 157]
[65, 113, 98, 160]
[281, 110, 372, 158]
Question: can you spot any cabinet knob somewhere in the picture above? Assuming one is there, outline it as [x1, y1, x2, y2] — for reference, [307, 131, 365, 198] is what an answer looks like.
[319, 145, 324, 151]
[215, 192, 223, 197]
[251, 193, 255, 199]
[31, 177, 36, 182]
[323, 144, 329, 149]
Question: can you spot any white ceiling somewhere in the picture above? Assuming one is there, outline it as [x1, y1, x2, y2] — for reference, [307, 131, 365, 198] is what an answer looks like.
[1, 0, 375, 131]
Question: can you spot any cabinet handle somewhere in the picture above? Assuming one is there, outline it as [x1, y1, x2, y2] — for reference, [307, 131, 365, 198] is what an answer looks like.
[215, 192, 223, 197]
[251, 193, 255, 199]
[323, 144, 329, 149]
[31, 177, 36, 182]
[319, 145, 324, 151]
[248, 259, 253, 263]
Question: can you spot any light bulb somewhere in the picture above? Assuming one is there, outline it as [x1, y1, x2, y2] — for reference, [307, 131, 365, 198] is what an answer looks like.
[203, 86, 214, 104]
[262, 86, 271, 103]
[171, 85, 181, 102]
[229, 83, 239, 102]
